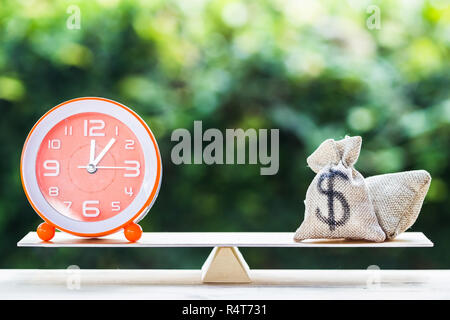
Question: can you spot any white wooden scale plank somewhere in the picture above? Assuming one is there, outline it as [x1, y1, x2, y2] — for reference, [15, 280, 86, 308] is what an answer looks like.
[17, 231, 433, 248]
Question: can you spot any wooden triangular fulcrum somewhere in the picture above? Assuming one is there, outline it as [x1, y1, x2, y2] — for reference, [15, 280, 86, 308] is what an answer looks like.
[201, 246, 251, 283]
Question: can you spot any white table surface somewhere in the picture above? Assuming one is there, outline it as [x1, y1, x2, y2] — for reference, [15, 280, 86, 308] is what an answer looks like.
[13, 232, 438, 299]
[1, 269, 449, 300]
[17, 231, 433, 247]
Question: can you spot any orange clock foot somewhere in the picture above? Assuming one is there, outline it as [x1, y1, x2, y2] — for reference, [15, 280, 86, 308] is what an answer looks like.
[124, 222, 142, 242]
[37, 222, 55, 241]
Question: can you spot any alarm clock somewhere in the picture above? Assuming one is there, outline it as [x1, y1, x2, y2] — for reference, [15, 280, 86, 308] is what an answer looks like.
[20, 97, 162, 242]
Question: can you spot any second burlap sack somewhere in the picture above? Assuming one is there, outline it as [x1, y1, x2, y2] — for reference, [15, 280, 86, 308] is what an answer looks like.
[294, 136, 386, 242]
[366, 170, 431, 239]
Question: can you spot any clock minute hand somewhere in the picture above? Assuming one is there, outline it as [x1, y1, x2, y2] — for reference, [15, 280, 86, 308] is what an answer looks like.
[89, 139, 96, 164]
[91, 138, 116, 166]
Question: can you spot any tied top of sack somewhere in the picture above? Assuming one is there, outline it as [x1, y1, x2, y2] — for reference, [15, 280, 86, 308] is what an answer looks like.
[294, 135, 386, 242]
[307, 135, 362, 174]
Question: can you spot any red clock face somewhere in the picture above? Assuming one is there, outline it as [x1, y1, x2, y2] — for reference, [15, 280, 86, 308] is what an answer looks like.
[35, 112, 145, 222]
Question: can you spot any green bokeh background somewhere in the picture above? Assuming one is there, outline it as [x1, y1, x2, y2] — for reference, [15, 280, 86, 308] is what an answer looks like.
[0, 0, 449, 269]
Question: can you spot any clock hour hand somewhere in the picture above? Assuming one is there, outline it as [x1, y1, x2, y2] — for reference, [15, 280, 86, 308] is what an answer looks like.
[91, 138, 116, 166]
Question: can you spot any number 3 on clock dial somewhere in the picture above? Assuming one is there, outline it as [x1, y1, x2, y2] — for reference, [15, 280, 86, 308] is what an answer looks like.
[36, 112, 145, 222]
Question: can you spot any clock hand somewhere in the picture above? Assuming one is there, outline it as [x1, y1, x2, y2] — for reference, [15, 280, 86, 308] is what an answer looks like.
[78, 165, 131, 169]
[89, 139, 96, 164]
[91, 138, 116, 166]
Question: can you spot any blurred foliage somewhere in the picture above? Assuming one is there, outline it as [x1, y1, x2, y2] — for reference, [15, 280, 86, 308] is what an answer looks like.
[0, 0, 449, 270]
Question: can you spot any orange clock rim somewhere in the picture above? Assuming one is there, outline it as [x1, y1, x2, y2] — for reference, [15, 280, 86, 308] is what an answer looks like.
[20, 97, 162, 237]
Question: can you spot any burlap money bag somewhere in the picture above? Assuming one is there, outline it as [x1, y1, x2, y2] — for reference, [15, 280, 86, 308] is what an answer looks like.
[294, 136, 386, 242]
[366, 170, 431, 239]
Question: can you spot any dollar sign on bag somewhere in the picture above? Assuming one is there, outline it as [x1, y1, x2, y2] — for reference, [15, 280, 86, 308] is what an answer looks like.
[315, 168, 350, 231]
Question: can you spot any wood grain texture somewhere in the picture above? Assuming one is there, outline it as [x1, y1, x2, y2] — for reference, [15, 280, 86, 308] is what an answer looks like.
[201, 247, 251, 283]
[0, 269, 449, 299]
[17, 231, 433, 248]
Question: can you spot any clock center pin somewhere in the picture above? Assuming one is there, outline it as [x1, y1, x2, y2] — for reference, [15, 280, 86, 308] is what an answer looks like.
[87, 163, 97, 174]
